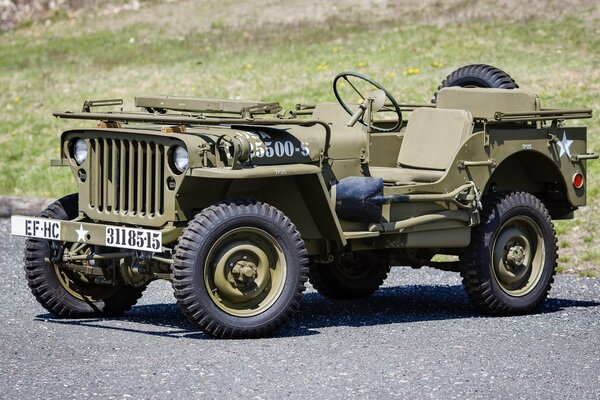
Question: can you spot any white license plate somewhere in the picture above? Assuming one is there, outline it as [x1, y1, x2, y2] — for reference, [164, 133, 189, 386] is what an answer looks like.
[11, 216, 61, 240]
[105, 226, 162, 252]
[11, 215, 162, 253]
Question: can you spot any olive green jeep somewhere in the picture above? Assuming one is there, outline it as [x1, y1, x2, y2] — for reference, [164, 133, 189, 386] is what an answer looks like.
[11, 65, 597, 338]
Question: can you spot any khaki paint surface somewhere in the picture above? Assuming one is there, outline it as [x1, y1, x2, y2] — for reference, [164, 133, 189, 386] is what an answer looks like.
[55, 91, 592, 251]
[436, 87, 539, 120]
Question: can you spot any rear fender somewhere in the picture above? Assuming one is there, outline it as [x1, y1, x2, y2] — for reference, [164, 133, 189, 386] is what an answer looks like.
[486, 126, 587, 217]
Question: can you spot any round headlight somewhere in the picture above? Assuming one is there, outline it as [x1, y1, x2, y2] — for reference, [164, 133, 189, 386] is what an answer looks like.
[73, 139, 88, 164]
[173, 146, 189, 172]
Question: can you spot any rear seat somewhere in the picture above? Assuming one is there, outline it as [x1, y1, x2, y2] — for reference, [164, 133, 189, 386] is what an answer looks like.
[436, 87, 539, 120]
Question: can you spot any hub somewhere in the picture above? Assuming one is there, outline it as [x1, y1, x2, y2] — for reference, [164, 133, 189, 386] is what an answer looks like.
[506, 245, 526, 268]
[230, 258, 258, 285]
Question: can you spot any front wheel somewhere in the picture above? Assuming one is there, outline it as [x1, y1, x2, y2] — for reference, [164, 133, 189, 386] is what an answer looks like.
[460, 192, 557, 315]
[25, 194, 145, 317]
[172, 200, 308, 338]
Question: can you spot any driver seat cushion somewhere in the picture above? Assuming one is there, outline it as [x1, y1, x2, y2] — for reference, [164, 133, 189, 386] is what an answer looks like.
[368, 166, 444, 185]
[370, 107, 473, 184]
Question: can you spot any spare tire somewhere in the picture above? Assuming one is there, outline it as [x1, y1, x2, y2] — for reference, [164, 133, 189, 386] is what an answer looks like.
[432, 64, 518, 102]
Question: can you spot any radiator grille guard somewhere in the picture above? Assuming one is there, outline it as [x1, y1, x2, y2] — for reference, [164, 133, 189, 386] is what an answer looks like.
[63, 132, 182, 227]
[88, 138, 165, 216]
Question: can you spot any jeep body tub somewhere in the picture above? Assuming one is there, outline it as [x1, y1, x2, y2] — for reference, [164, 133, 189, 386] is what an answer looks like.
[11, 67, 597, 338]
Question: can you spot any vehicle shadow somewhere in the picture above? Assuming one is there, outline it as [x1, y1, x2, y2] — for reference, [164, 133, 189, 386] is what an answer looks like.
[36, 284, 600, 340]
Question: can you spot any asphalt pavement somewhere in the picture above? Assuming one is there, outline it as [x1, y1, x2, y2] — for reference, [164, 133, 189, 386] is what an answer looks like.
[1, 218, 599, 399]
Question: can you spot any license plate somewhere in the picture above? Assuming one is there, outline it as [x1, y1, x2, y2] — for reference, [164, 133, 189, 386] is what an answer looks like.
[11, 216, 61, 240]
[11, 215, 162, 253]
[105, 226, 162, 252]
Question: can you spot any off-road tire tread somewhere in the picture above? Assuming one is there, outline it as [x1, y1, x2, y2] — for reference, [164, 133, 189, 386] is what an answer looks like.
[24, 194, 145, 318]
[432, 64, 519, 103]
[172, 200, 308, 339]
[460, 191, 557, 315]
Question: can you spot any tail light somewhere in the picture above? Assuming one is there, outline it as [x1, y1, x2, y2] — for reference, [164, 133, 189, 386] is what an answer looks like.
[572, 172, 584, 189]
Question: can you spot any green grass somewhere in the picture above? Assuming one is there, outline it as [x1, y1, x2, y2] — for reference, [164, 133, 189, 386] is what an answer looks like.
[559, 240, 570, 249]
[581, 251, 600, 263]
[1, 14, 597, 195]
[555, 265, 568, 273]
[578, 270, 598, 278]
[0, 1, 598, 273]
[558, 254, 571, 263]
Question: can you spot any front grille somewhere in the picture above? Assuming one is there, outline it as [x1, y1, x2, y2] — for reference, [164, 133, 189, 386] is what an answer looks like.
[88, 138, 166, 217]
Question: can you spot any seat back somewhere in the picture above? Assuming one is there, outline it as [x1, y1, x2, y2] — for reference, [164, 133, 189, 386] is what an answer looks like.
[312, 102, 358, 126]
[436, 87, 539, 120]
[398, 108, 473, 171]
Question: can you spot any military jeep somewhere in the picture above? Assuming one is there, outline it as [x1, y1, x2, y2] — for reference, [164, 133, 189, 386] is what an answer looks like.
[11, 65, 597, 338]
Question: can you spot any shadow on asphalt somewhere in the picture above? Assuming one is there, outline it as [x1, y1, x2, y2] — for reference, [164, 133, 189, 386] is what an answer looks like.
[36, 284, 600, 340]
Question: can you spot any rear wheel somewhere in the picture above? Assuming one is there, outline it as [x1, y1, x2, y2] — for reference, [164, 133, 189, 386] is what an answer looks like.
[24, 194, 145, 318]
[460, 192, 557, 315]
[432, 64, 519, 102]
[173, 200, 308, 338]
[309, 255, 390, 299]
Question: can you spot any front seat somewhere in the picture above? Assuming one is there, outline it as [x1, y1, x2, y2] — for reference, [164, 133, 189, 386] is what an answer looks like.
[369, 107, 473, 185]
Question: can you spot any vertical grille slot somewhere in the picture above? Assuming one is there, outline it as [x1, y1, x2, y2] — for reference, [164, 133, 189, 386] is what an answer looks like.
[102, 139, 109, 211]
[128, 141, 135, 212]
[137, 141, 144, 214]
[155, 145, 164, 215]
[88, 139, 100, 208]
[118, 140, 126, 213]
[107, 139, 119, 211]
[87, 137, 166, 218]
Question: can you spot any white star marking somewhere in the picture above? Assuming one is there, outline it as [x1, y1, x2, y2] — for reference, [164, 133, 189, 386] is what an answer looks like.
[75, 224, 88, 242]
[557, 131, 573, 159]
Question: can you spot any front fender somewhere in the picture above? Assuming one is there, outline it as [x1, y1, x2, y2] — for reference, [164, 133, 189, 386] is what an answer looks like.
[179, 166, 346, 247]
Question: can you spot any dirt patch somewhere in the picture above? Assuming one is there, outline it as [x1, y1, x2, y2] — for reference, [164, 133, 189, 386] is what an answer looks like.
[0, 0, 139, 30]
[3, 0, 599, 34]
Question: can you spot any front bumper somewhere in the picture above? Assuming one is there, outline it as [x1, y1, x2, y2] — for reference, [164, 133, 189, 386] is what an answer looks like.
[11, 215, 173, 252]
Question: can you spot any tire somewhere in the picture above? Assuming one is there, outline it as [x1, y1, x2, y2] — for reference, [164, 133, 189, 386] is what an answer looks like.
[432, 64, 519, 102]
[460, 192, 558, 315]
[172, 200, 308, 339]
[309, 255, 390, 299]
[24, 194, 145, 318]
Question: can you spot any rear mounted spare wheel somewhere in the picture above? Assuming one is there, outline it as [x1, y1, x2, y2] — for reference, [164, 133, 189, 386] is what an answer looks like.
[432, 64, 519, 103]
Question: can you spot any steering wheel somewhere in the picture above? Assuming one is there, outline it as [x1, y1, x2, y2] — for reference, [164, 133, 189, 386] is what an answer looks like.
[333, 71, 403, 132]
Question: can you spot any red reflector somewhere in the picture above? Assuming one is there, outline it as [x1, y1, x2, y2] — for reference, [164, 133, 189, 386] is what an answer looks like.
[573, 172, 584, 189]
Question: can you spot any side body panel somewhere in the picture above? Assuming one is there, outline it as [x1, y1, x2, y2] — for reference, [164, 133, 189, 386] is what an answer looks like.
[487, 126, 587, 210]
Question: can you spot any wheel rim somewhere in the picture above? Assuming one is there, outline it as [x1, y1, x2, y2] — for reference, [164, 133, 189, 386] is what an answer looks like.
[204, 227, 287, 317]
[53, 243, 122, 302]
[491, 216, 545, 296]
